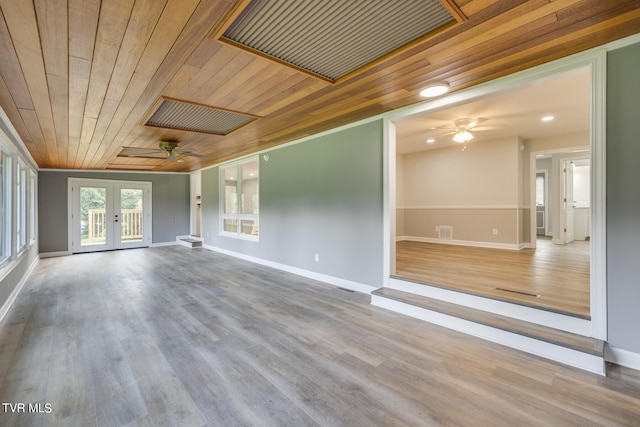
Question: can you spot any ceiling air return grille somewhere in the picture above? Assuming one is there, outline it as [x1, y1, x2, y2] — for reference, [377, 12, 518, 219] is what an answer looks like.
[145, 98, 258, 135]
[222, 0, 457, 82]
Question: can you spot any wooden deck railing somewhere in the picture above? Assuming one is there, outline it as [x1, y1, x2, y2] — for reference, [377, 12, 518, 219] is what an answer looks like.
[86, 209, 143, 242]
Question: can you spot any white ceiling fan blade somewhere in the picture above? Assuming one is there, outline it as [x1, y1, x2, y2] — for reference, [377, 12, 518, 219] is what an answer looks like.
[472, 125, 502, 131]
[467, 117, 488, 129]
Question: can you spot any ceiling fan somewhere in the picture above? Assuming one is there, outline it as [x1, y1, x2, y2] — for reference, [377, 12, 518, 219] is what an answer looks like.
[449, 117, 489, 142]
[117, 141, 207, 162]
[429, 117, 490, 143]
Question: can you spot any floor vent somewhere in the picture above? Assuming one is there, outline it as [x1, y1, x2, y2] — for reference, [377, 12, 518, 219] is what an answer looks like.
[437, 226, 453, 240]
[496, 288, 540, 298]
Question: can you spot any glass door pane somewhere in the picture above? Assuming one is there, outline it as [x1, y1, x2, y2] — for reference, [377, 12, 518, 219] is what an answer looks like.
[119, 188, 143, 243]
[80, 186, 108, 246]
[71, 179, 150, 253]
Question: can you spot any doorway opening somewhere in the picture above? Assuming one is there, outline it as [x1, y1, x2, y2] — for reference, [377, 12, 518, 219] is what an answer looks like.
[68, 178, 152, 253]
[390, 64, 598, 321]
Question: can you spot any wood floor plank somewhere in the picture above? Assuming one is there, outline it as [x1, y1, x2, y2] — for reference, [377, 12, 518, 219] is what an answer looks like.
[198, 340, 319, 426]
[155, 335, 255, 426]
[0, 325, 54, 427]
[1, 246, 639, 426]
[240, 344, 379, 427]
[46, 324, 96, 427]
[120, 334, 208, 427]
[0, 323, 25, 388]
[395, 238, 590, 316]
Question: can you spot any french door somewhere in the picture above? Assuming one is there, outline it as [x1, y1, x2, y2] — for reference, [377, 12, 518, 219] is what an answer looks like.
[69, 178, 152, 253]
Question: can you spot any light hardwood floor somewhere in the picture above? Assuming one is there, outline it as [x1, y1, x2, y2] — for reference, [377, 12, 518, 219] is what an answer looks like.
[395, 238, 591, 317]
[1, 246, 638, 426]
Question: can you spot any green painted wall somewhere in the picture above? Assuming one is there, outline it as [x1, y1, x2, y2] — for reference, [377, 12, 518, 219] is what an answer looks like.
[38, 171, 190, 253]
[606, 41, 640, 354]
[201, 120, 384, 288]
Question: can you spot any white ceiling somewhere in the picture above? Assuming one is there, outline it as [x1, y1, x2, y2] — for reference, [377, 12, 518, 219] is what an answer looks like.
[395, 66, 591, 154]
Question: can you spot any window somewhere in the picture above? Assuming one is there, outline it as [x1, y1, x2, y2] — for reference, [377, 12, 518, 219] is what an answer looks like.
[0, 150, 12, 263]
[220, 157, 259, 240]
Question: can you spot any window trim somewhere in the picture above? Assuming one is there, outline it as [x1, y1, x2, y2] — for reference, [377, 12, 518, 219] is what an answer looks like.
[219, 156, 260, 241]
[0, 108, 38, 278]
[0, 148, 12, 267]
[16, 161, 27, 254]
[29, 169, 37, 245]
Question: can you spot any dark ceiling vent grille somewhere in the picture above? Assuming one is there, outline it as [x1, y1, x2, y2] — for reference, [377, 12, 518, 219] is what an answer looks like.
[145, 98, 258, 135]
[222, 0, 456, 81]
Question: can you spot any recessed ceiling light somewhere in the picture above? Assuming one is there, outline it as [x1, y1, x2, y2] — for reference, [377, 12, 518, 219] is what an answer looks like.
[542, 115, 555, 122]
[426, 138, 435, 144]
[420, 83, 449, 98]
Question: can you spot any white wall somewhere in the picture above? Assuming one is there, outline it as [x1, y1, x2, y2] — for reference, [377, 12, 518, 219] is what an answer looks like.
[398, 137, 523, 247]
[402, 137, 520, 207]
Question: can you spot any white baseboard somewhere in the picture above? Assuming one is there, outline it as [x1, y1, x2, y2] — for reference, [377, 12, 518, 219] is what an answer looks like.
[203, 244, 377, 294]
[371, 295, 605, 375]
[605, 345, 640, 371]
[39, 251, 70, 258]
[150, 241, 180, 247]
[397, 235, 523, 251]
[0, 256, 39, 324]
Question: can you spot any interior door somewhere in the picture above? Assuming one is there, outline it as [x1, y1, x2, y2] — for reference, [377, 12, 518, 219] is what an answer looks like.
[70, 179, 151, 253]
[564, 161, 575, 244]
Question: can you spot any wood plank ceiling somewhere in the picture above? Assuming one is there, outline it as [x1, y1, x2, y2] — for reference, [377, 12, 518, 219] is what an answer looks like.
[0, 0, 638, 172]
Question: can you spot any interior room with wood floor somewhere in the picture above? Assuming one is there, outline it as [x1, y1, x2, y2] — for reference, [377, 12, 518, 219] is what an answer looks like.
[1, 0, 640, 425]
[393, 67, 592, 318]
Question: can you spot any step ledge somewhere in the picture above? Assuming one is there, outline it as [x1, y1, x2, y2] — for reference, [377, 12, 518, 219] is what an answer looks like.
[371, 290, 605, 376]
[390, 275, 590, 320]
[176, 235, 203, 248]
[388, 277, 591, 336]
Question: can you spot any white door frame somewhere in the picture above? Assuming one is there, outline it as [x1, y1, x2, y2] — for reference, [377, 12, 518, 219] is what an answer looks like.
[68, 178, 152, 253]
[383, 47, 607, 340]
[561, 160, 576, 244]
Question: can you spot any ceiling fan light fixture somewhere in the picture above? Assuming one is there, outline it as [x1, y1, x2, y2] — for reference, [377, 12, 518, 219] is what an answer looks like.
[453, 129, 473, 142]
[420, 83, 449, 98]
